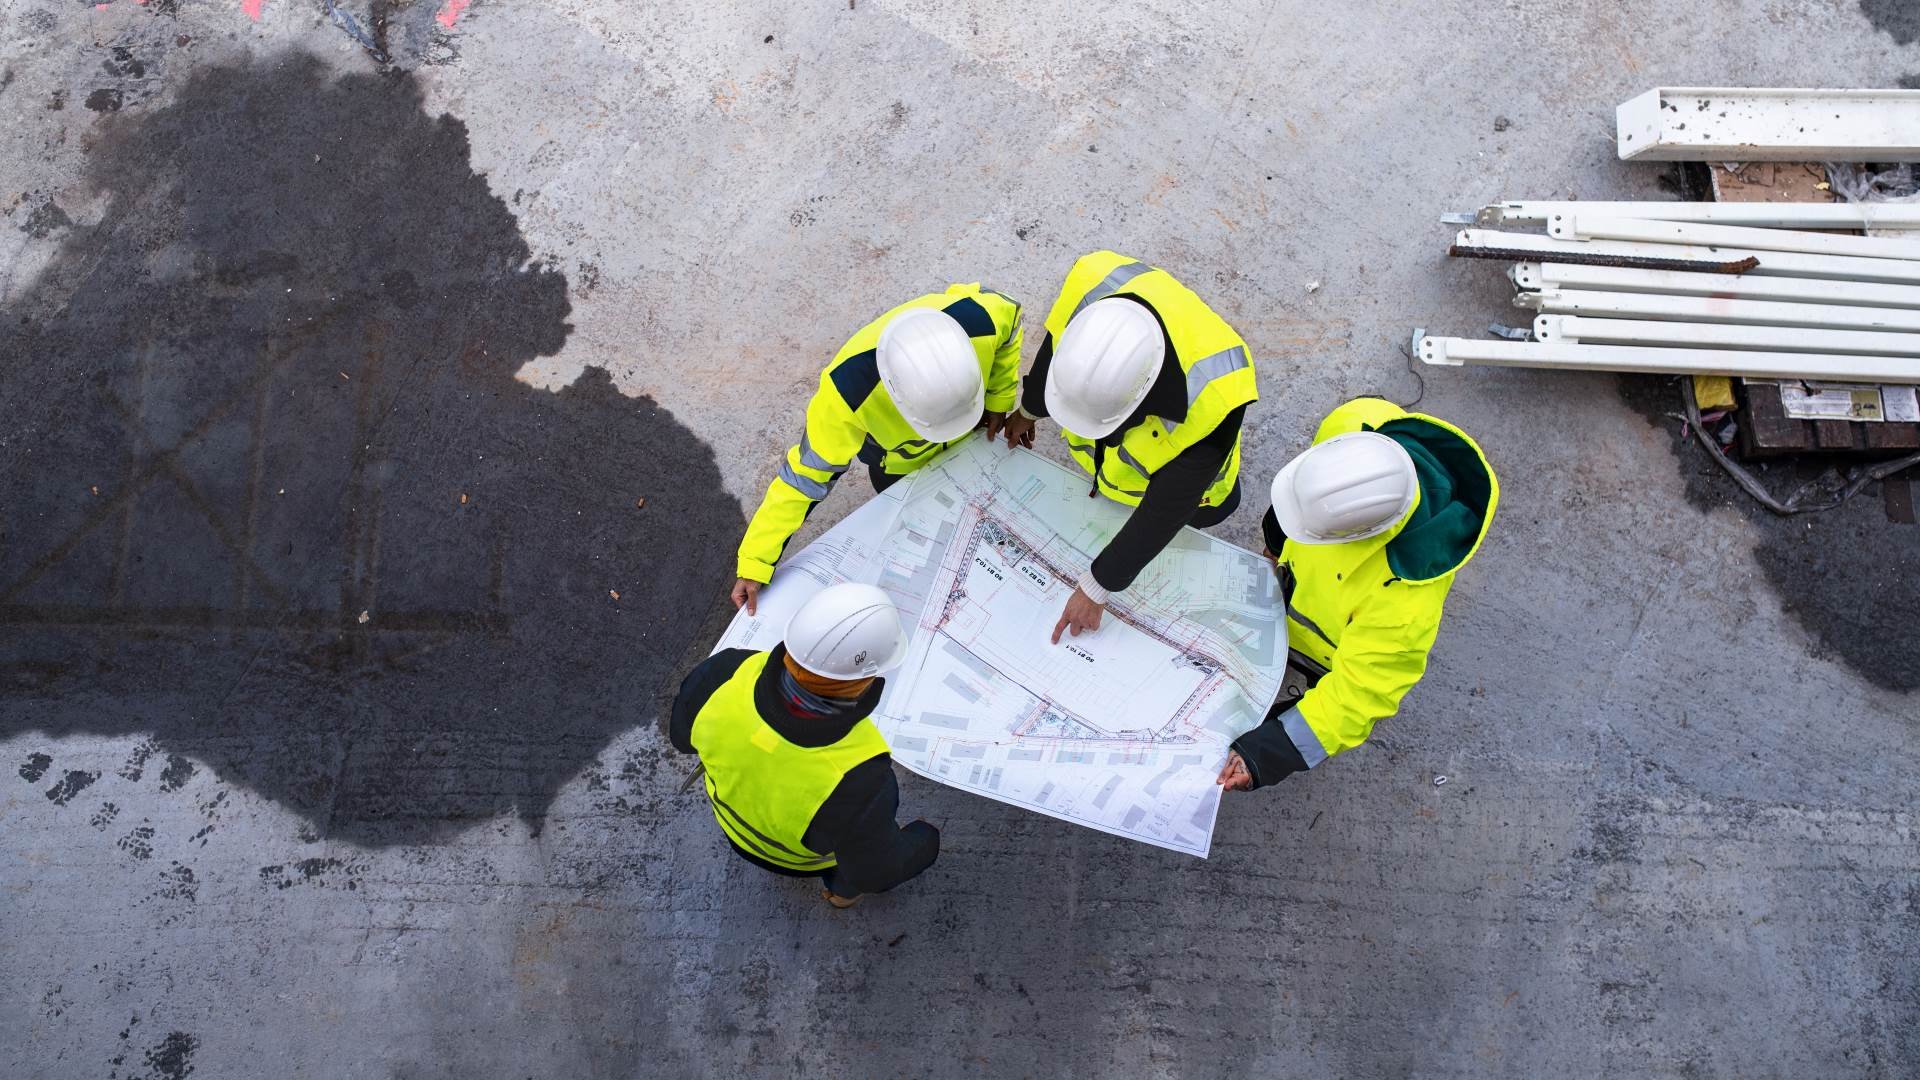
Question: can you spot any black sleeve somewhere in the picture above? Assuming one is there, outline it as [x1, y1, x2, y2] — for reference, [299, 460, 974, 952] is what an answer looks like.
[1020, 333, 1053, 417]
[669, 649, 754, 754]
[1230, 696, 1310, 790]
[804, 755, 939, 894]
[1089, 405, 1246, 592]
[1261, 506, 1288, 553]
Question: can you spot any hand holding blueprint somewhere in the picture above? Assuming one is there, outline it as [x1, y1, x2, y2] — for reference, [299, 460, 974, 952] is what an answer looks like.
[716, 435, 1286, 857]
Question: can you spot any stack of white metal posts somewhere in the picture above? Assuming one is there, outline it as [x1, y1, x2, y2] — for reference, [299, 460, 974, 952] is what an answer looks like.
[1425, 87, 1920, 396]
[1420, 200, 1920, 388]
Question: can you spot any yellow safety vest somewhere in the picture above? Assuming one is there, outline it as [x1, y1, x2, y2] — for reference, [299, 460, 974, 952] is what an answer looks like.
[1040, 251, 1258, 507]
[736, 284, 1023, 582]
[688, 652, 891, 872]
[1276, 398, 1498, 766]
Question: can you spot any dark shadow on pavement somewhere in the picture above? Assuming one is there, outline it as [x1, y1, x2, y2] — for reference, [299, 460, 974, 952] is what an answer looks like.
[0, 54, 744, 845]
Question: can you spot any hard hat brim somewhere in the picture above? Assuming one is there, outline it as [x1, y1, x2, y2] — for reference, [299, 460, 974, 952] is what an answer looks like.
[1268, 452, 1322, 544]
[1043, 382, 1126, 440]
[906, 390, 985, 443]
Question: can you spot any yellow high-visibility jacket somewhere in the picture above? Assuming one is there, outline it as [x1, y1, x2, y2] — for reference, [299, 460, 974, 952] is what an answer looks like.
[736, 284, 1022, 583]
[687, 652, 890, 872]
[1235, 398, 1498, 785]
[1039, 251, 1257, 509]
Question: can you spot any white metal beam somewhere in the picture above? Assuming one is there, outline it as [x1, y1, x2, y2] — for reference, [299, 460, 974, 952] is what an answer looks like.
[1418, 336, 1920, 384]
[1474, 201, 1920, 229]
[1534, 315, 1920, 359]
[1511, 262, 1920, 310]
[1550, 216, 1920, 260]
[1455, 229, 1920, 286]
[1518, 289, 1920, 333]
[1616, 86, 1920, 162]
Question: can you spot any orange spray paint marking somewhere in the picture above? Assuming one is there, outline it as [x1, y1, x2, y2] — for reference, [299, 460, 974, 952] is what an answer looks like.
[436, 0, 470, 27]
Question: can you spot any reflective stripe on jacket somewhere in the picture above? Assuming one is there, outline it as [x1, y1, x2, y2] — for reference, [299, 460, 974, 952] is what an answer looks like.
[1278, 398, 1498, 766]
[1040, 251, 1257, 508]
[687, 651, 891, 872]
[736, 284, 1023, 581]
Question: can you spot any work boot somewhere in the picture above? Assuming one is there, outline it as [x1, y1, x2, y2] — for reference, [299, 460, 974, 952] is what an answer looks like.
[821, 888, 861, 909]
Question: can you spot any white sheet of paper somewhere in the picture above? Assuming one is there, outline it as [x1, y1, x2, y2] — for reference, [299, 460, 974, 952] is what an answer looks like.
[1883, 385, 1920, 423]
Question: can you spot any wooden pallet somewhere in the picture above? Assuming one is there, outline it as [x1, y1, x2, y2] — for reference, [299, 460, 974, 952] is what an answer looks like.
[1738, 380, 1920, 457]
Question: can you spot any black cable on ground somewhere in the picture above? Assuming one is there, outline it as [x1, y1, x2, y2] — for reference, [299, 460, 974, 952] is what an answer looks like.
[1394, 341, 1426, 410]
[1680, 378, 1920, 516]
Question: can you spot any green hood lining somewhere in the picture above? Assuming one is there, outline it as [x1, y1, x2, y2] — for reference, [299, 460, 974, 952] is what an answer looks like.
[1373, 418, 1492, 581]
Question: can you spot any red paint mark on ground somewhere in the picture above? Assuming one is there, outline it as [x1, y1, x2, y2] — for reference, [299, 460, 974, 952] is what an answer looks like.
[436, 0, 470, 27]
[242, 0, 265, 20]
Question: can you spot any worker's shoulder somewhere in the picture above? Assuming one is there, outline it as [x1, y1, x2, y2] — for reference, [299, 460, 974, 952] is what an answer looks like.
[933, 287, 1009, 339]
[822, 346, 882, 412]
[692, 647, 759, 684]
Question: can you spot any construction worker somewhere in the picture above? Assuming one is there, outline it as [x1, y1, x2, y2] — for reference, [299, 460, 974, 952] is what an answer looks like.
[1216, 397, 1498, 792]
[671, 582, 937, 907]
[731, 285, 1024, 614]
[996, 252, 1258, 643]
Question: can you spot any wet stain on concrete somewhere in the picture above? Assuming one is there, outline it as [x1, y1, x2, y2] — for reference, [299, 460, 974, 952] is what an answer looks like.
[19, 200, 72, 238]
[19, 751, 53, 782]
[1860, 0, 1920, 45]
[0, 55, 745, 846]
[46, 769, 99, 805]
[139, 1030, 198, 1080]
[118, 824, 155, 859]
[156, 753, 195, 792]
[259, 857, 364, 890]
[1616, 375, 1920, 692]
[1573, 793, 1647, 865]
[119, 740, 154, 781]
[102, 46, 146, 79]
[153, 861, 196, 902]
[84, 87, 123, 113]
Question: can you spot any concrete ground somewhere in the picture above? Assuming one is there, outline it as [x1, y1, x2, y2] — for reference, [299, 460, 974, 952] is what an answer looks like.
[2, 1, 1916, 1076]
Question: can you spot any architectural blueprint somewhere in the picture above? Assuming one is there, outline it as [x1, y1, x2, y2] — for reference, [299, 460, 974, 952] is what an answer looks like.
[716, 436, 1286, 857]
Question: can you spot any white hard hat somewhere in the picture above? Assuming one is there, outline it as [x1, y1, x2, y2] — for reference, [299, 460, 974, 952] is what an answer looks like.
[1045, 298, 1165, 439]
[783, 582, 910, 679]
[1270, 432, 1419, 545]
[876, 308, 984, 443]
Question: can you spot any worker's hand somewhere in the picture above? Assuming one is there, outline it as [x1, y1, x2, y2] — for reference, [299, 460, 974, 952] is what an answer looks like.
[999, 412, 1036, 450]
[982, 410, 1009, 442]
[1051, 586, 1105, 643]
[1261, 547, 1283, 582]
[730, 578, 762, 615]
[1216, 750, 1254, 792]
